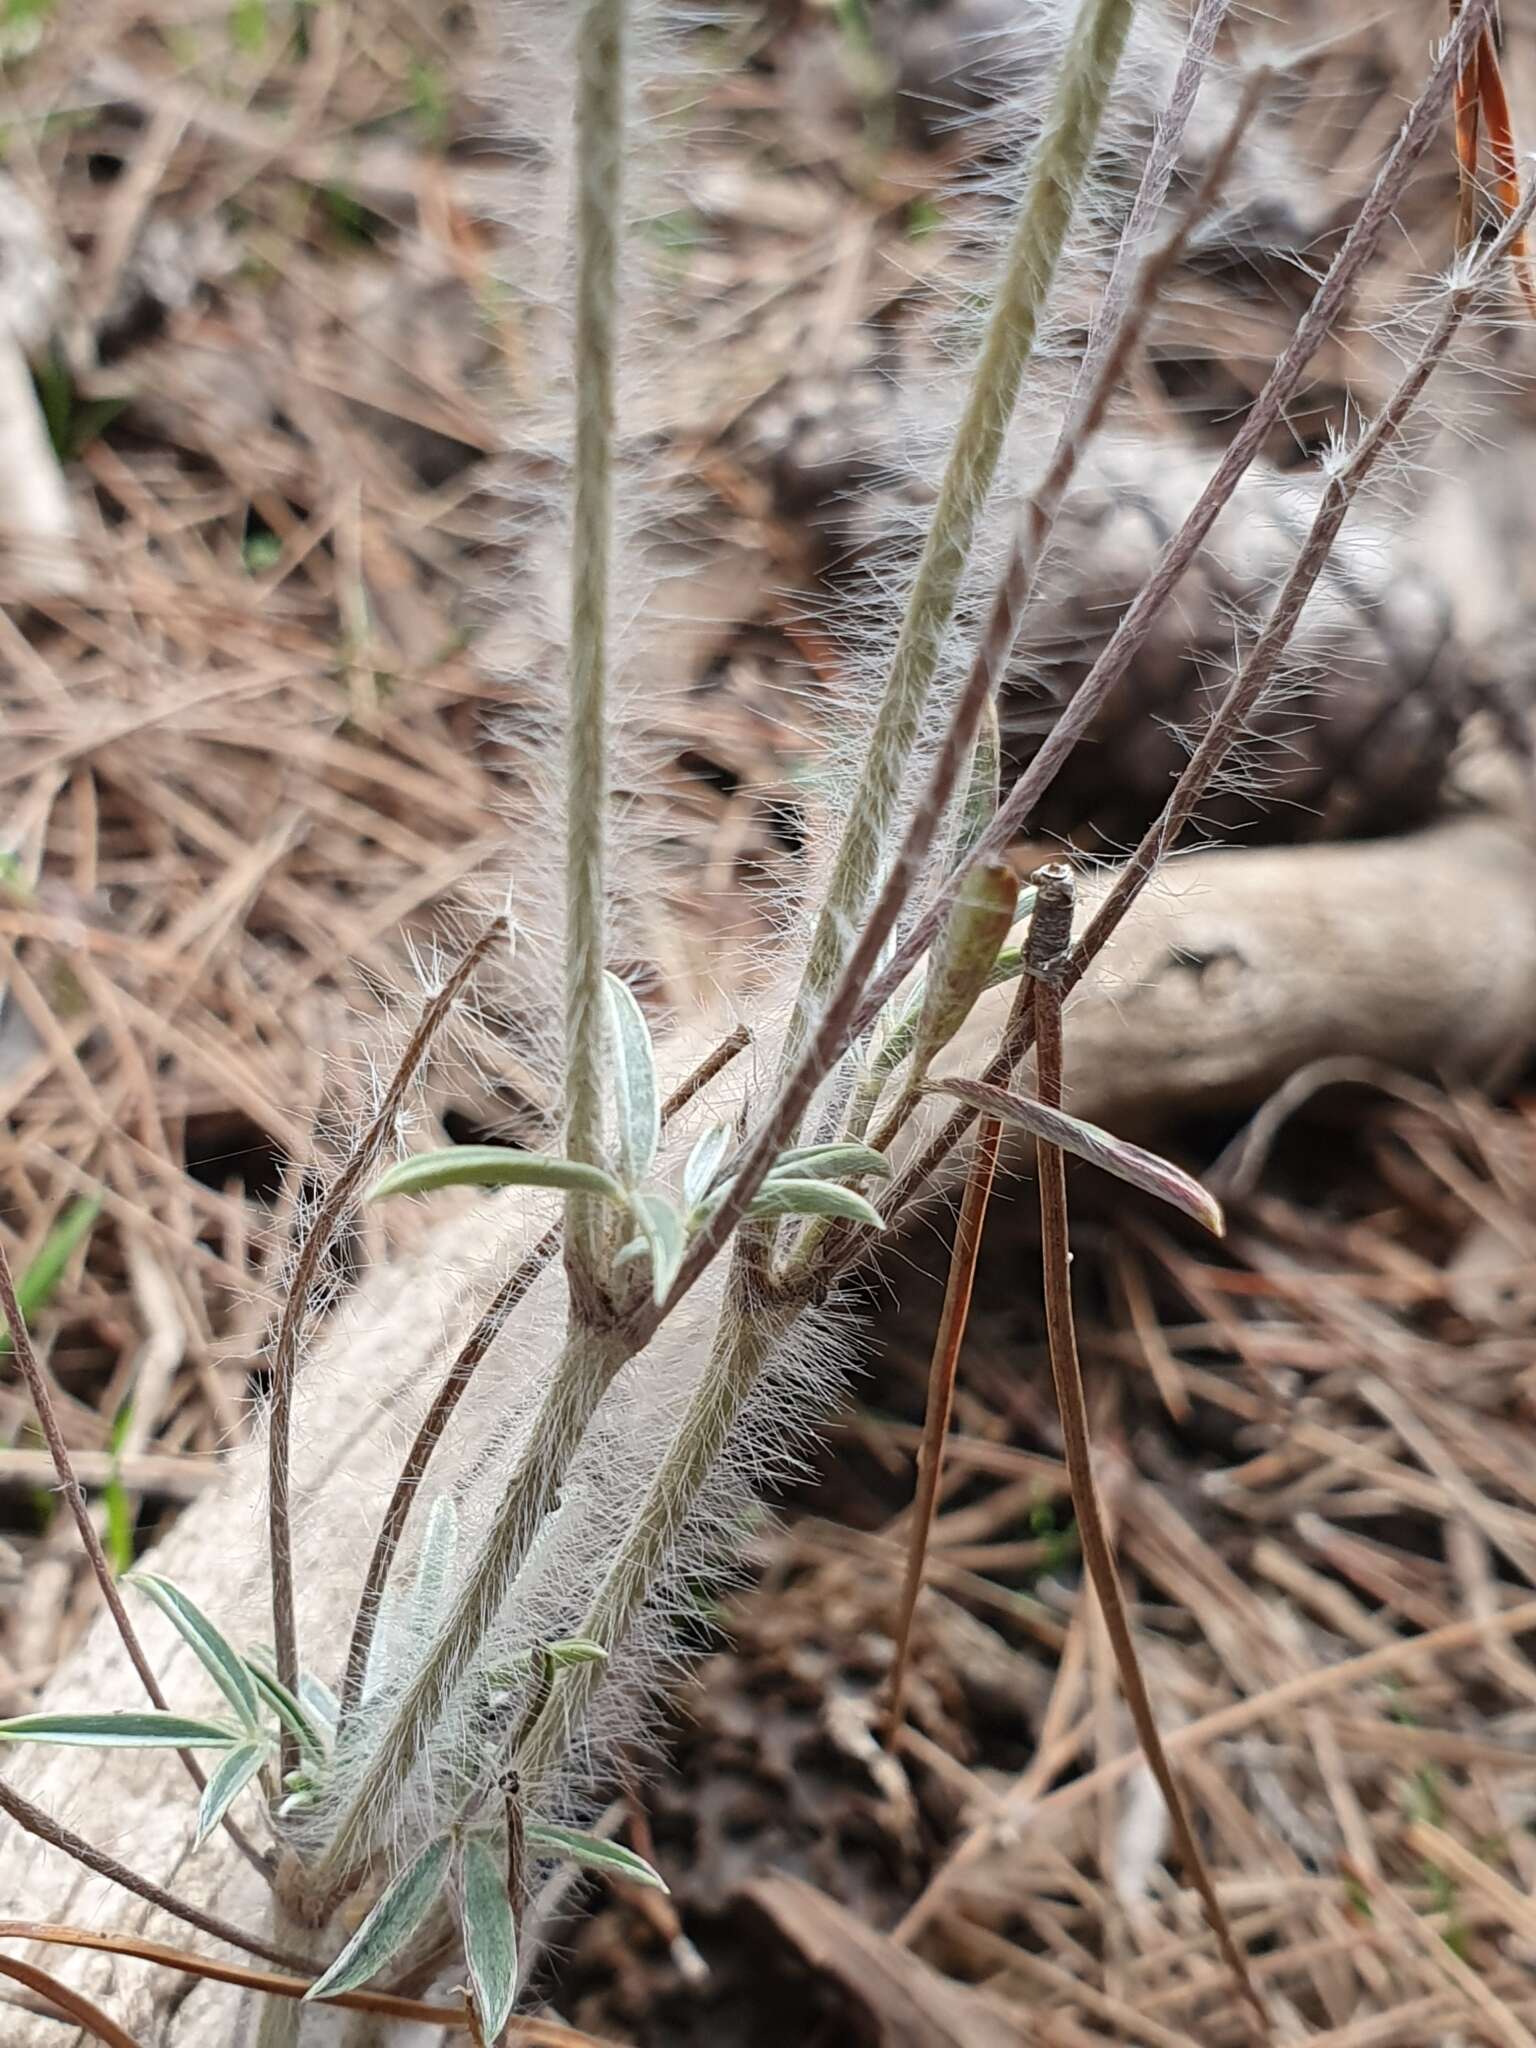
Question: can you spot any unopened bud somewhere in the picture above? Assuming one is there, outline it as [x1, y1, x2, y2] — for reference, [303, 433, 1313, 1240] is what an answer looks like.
[911, 859, 1019, 1079]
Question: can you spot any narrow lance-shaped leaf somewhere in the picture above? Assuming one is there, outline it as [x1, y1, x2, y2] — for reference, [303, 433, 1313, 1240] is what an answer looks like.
[460, 1835, 519, 2041]
[745, 1179, 886, 1230]
[194, 1741, 267, 1848]
[299, 1669, 341, 1732]
[524, 1822, 668, 1892]
[127, 1573, 261, 1731]
[369, 1148, 626, 1207]
[682, 1122, 733, 1211]
[603, 971, 661, 1187]
[0, 1711, 239, 1750]
[305, 1835, 453, 2001]
[926, 1078, 1225, 1236]
[243, 1650, 328, 1764]
[629, 1190, 687, 1306]
[766, 1143, 892, 1183]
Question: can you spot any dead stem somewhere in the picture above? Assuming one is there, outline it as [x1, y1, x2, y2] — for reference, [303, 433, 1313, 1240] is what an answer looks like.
[880, 1112, 1003, 1747]
[0, 1246, 272, 1883]
[266, 919, 501, 1774]
[1031, 878, 1268, 2038]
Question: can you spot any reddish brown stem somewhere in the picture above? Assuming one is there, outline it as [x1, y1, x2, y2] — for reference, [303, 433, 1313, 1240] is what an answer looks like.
[881, 1112, 1003, 1747]
[1032, 925, 1268, 2037]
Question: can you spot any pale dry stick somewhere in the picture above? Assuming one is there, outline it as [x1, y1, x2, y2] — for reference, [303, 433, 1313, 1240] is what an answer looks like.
[837, 0, 1500, 1053]
[266, 919, 501, 1773]
[334, 1024, 749, 1731]
[0, 1778, 315, 1972]
[1353, 1860, 1536, 2048]
[1030, 884, 1268, 2034]
[867, 167, 1536, 1243]
[0, 1248, 272, 1884]
[1407, 1822, 1536, 1953]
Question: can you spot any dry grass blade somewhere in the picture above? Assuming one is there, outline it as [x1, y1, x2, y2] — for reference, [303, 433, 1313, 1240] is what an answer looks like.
[1030, 875, 1268, 2036]
[0, 1951, 143, 2048]
[266, 917, 502, 1771]
[0, 1923, 620, 2043]
[0, 1245, 270, 1881]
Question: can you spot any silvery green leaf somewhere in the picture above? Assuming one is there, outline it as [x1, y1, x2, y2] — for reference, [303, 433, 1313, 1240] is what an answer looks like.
[368, 1148, 626, 1206]
[603, 971, 660, 1187]
[612, 1235, 648, 1268]
[0, 1711, 239, 1749]
[305, 1835, 453, 2001]
[411, 1497, 458, 1628]
[745, 1179, 885, 1230]
[460, 1836, 518, 2040]
[544, 1638, 607, 1669]
[299, 1671, 340, 1731]
[767, 1143, 891, 1183]
[243, 1651, 328, 1764]
[682, 1122, 734, 1210]
[524, 1822, 668, 1892]
[194, 1741, 267, 1847]
[629, 1190, 686, 1305]
[927, 1078, 1225, 1236]
[126, 1573, 261, 1732]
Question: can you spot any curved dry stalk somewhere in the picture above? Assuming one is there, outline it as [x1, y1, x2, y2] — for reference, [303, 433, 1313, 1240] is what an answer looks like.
[880, 1112, 1002, 1747]
[0, 1923, 616, 2042]
[0, 1780, 315, 1972]
[0, 1951, 143, 2048]
[265, 921, 502, 1771]
[1031, 889, 1268, 2038]
[0, 1248, 270, 1883]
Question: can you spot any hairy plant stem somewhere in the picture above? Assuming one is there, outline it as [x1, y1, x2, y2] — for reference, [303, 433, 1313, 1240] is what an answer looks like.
[854, 181, 1536, 1251]
[513, 1281, 792, 1792]
[834, 0, 1496, 1055]
[563, 0, 627, 1290]
[780, 0, 1136, 1077]
[1031, 898, 1268, 2036]
[0, 1248, 272, 1882]
[317, 1327, 633, 1888]
[336, 1028, 751, 1735]
[266, 924, 501, 1776]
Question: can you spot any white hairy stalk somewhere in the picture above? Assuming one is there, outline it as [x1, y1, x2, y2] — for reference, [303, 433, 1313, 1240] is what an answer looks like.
[563, 0, 627, 1291]
[780, 0, 1137, 1075]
